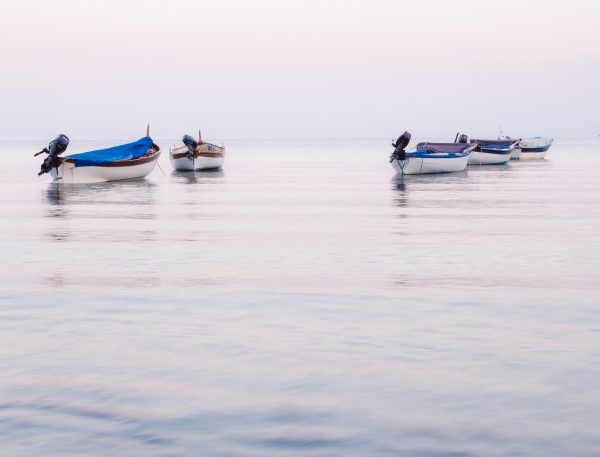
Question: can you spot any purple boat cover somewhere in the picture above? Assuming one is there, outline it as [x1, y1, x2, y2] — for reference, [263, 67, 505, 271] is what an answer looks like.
[416, 142, 473, 154]
[470, 139, 517, 146]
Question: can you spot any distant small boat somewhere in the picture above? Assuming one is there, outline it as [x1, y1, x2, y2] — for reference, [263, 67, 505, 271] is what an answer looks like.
[390, 131, 476, 175]
[468, 138, 518, 165]
[170, 132, 225, 171]
[35, 133, 160, 183]
[518, 137, 553, 160]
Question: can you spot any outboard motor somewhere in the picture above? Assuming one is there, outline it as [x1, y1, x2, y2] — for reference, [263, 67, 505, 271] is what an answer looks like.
[35, 134, 70, 176]
[457, 134, 468, 144]
[182, 134, 198, 159]
[390, 131, 411, 162]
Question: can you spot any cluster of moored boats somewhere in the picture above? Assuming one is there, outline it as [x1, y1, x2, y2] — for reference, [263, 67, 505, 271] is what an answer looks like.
[34, 127, 552, 183]
[389, 131, 553, 175]
[35, 128, 224, 183]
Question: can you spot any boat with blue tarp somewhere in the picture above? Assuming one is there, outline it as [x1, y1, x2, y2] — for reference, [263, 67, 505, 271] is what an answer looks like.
[35, 134, 161, 183]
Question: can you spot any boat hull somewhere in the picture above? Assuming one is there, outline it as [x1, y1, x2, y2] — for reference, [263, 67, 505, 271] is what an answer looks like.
[170, 144, 225, 171]
[392, 153, 470, 175]
[469, 148, 513, 165]
[170, 155, 224, 171]
[519, 149, 549, 160]
[517, 138, 553, 160]
[50, 152, 160, 183]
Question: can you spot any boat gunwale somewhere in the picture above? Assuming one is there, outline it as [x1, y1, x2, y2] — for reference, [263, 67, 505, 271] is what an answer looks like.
[405, 144, 476, 159]
[170, 143, 226, 160]
[477, 146, 515, 155]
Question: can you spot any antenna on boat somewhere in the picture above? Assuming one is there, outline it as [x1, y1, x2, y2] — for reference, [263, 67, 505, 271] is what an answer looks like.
[146, 124, 150, 137]
[453, 132, 459, 143]
[198, 129, 202, 143]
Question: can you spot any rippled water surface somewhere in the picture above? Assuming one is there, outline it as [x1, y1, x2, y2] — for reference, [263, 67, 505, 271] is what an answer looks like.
[1, 138, 600, 456]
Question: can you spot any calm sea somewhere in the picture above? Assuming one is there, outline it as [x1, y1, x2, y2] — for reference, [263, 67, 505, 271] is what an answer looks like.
[1, 138, 599, 456]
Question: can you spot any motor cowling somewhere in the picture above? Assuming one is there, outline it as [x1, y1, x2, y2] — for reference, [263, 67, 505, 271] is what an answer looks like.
[457, 134, 468, 144]
[182, 134, 198, 159]
[390, 131, 411, 162]
[37, 134, 69, 176]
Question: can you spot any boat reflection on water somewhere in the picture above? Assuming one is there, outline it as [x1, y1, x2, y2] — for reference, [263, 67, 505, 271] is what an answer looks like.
[394, 169, 469, 183]
[390, 175, 408, 207]
[390, 170, 472, 215]
[43, 179, 158, 208]
[391, 170, 470, 195]
[40, 179, 160, 288]
[42, 179, 158, 243]
[44, 183, 70, 220]
[170, 169, 225, 184]
[467, 163, 511, 171]
[169, 170, 227, 227]
[45, 182, 63, 206]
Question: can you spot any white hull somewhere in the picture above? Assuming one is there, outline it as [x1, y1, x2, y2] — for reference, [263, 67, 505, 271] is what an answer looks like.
[392, 154, 470, 175]
[169, 144, 225, 171]
[516, 137, 552, 160]
[469, 150, 512, 165]
[170, 154, 224, 171]
[49, 155, 159, 183]
[519, 150, 548, 160]
[510, 148, 522, 160]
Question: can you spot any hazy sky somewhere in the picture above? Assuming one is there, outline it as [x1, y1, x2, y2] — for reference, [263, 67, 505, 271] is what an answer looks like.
[1, 0, 599, 139]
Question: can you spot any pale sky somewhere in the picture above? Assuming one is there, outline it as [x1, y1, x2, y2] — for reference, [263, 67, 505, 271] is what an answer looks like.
[1, 0, 599, 139]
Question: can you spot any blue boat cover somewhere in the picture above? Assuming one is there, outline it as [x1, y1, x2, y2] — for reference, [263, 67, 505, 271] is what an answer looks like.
[66, 137, 154, 167]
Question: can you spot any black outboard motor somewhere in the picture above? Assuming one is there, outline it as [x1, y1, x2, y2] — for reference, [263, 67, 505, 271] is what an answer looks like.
[457, 134, 468, 144]
[182, 134, 198, 159]
[390, 131, 411, 162]
[35, 134, 70, 176]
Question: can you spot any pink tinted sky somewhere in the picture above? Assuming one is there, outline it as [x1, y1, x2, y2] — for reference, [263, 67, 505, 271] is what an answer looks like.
[1, 0, 599, 139]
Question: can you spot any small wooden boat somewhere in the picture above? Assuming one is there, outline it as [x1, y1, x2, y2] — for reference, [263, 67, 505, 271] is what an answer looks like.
[518, 137, 553, 160]
[468, 138, 518, 165]
[36, 132, 160, 183]
[390, 131, 476, 175]
[169, 132, 225, 171]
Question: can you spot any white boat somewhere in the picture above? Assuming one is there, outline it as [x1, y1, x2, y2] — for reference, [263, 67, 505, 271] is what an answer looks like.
[390, 132, 476, 175]
[36, 134, 160, 183]
[510, 147, 522, 161]
[518, 137, 553, 160]
[170, 133, 225, 171]
[468, 139, 518, 165]
[496, 129, 523, 161]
